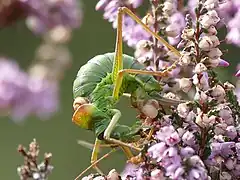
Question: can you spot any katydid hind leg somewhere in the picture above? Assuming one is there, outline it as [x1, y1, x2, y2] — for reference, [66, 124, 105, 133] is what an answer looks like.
[112, 7, 124, 100]
[120, 7, 181, 57]
[91, 138, 104, 175]
[120, 146, 134, 159]
[74, 148, 116, 180]
[112, 7, 182, 101]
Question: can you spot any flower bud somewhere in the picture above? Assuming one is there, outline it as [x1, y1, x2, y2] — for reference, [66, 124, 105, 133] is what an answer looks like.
[182, 28, 195, 39]
[218, 104, 232, 122]
[45, 25, 71, 44]
[107, 169, 120, 180]
[174, 167, 185, 178]
[199, 36, 213, 51]
[200, 72, 210, 90]
[95, 0, 109, 10]
[194, 63, 207, 74]
[182, 131, 196, 146]
[207, 48, 222, 59]
[166, 51, 180, 62]
[179, 78, 192, 92]
[204, 0, 219, 9]
[150, 169, 165, 180]
[193, 72, 210, 91]
[180, 147, 195, 157]
[135, 40, 153, 63]
[194, 90, 209, 102]
[218, 59, 229, 67]
[166, 24, 179, 37]
[186, 111, 196, 122]
[200, 10, 220, 28]
[224, 82, 235, 90]
[177, 103, 190, 118]
[226, 126, 237, 140]
[163, 92, 180, 100]
[196, 113, 215, 128]
[179, 52, 192, 66]
[142, 13, 154, 26]
[211, 85, 226, 100]
[220, 172, 232, 180]
[225, 159, 236, 170]
[209, 35, 220, 47]
[208, 58, 220, 67]
[206, 25, 217, 35]
[235, 69, 240, 77]
[188, 155, 205, 167]
[163, 1, 176, 15]
[141, 99, 159, 119]
[214, 123, 227, 135]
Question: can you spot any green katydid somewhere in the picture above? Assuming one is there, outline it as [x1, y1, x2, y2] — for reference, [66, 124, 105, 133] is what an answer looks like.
[72, 7, 183, 179]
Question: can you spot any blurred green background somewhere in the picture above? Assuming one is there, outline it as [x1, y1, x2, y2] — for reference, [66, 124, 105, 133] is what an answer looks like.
[0, 1, 239, 179]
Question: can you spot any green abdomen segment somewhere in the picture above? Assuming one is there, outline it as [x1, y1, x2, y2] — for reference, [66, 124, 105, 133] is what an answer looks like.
[73, 52, 160, 99]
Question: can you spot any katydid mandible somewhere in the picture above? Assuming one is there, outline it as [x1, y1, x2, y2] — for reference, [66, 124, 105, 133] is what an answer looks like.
[72, 7, 182, 179]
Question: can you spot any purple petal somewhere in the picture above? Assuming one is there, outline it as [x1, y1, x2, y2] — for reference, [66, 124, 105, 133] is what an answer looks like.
[235, 69, 240, 77]
[218, 59, 230, 67]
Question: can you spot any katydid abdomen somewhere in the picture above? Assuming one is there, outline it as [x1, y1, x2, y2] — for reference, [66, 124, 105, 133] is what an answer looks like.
[73, 52, 161, 100]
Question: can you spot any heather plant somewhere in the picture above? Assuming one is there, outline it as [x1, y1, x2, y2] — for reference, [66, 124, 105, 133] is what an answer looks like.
[17, 139, 53, 180]
[0, 0, 82, 121]
[78, 0, 240, 180]
[6, 0, 240, 179]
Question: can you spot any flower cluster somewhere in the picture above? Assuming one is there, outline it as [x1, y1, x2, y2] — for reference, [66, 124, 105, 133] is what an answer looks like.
[96, 0, 148, 47]
[17, 139, 53, 180]
[24, 0, 81, 35]
[0, 0, 82, 122]
[96, 0, 185, 49]
[0, 58, 58, 121]
[217, 0, 240, 46]
[0, 0, 82, 35]
[122, 126, 209, 179]
[82, 169, 121, 180]
[134, 0, 185, 73]
[97, 0, 240, 49]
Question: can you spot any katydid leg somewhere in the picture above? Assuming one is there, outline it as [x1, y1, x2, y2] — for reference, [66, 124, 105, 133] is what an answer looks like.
[90, 138, 104, 174]
[103, 109, 141, 152]
[112, 7, 181, 100]
[120, 146, 134, 159]
[112, 6, 124, 100]
[74, 148, 116, 180]
[113, 67, 177, 93]
[120, 7, 181, 57]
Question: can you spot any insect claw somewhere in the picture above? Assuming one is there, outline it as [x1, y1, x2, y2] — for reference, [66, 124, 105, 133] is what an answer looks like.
[127, 154, 144, 164]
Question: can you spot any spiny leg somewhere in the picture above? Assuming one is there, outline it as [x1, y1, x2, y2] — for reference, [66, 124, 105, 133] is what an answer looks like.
[90, 138, 104, 175]
[78, 139, 133, 160]
[121, 146, 134, 159]
[121, 7, 181, 56]
[112, 7, 181, 100]
[74, 148, 117, 180]
[103, 109, 141, 152]
[78, 139, 134, 165]
[77, 139, 119, 149]
[114, 66, 177, 94]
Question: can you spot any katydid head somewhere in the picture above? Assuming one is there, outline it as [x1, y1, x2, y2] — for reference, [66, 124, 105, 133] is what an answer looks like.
[72, 103, 94, 129]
